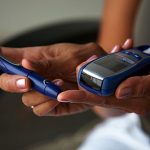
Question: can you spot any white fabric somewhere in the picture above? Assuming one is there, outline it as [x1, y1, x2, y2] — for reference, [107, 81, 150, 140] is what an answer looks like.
[78, 113, 150, 150]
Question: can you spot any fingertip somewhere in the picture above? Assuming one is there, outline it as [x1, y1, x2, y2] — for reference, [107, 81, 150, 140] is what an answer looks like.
[22, 59, 32, 70]
[53, 79, 64, 87]
[111, 45, 121, 53]
[57, 90, 86, 103]
[57, 91, 68, 102]
[85, 55, 98, 63]
[16, 77, 31, 92]
[122, 38, 133, 49]
[115, 76, 141, 99]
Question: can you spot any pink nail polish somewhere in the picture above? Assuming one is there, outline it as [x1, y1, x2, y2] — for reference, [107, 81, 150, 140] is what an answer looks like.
[123, 39, 131, 48]
[111, 45, 119, 53]
[16, 79, 26, 89]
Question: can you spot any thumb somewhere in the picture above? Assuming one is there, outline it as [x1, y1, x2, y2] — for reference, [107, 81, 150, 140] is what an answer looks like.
[116, 75, 150, 99]
[0, 73, 31, 92]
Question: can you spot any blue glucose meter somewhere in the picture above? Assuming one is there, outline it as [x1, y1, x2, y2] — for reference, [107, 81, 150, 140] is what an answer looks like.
[0, 56, 61, 99]
[78, 45, 150, 96]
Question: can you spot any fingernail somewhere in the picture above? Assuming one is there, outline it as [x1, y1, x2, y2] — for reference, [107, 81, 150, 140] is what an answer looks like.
[86, 55, 98, 63]
[16, 79, 26, 89]
[58, 99, 70, 103]
[111, 45, 120, 53]
[55, 80, 63, 86]
[118, 88, 132, 99]
[123, 39, 130, 48]
[56, 81, 62, 86]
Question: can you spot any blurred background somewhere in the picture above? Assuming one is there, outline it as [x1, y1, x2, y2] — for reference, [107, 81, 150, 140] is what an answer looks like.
[0, 0, 150, 150]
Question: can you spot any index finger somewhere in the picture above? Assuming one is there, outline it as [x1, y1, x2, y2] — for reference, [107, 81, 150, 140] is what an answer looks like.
[0, 47, 24, 63]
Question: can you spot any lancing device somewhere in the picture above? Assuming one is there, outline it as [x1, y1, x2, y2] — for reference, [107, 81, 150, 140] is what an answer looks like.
[0, 56, 61, 99]
[78, 45, 150, 96]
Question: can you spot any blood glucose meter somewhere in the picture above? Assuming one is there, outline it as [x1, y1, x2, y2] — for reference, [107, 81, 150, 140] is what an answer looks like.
[78, 45, 150, 96]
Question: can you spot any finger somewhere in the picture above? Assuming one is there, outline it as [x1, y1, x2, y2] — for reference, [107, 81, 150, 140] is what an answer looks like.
[110, 45, 122, 53]
[122, 38, 133, 49]
[21, 58, 53, 73]
[22, 91, 50, 107]
[33, 101, 59, 116]
[57, 89, 108, 107]
[22, 58, 64, 79]
[116, 75, 150, 99]
[57, 90, 87, 103]
[53, 79, 64, 87]
[22, 79, 63, 107]
[0, 47, 24, 63]
[110, 39, 133, 54]
[0, 74, 30, 92]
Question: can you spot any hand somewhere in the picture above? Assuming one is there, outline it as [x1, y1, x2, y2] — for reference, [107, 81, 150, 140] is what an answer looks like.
[0, 43, 104, 91]
[57, 39, 150, 115]
[0, 43, 105, 116]
[1, 43, 103, 82]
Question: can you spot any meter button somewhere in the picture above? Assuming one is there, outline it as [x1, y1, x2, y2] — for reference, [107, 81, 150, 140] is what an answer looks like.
[133, 54, 141, 61]
[121, 57, 135, 64]
[122, 51, 133, 55]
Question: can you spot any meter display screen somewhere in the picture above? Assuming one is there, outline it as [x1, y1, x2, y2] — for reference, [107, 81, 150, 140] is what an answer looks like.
[94, 56, 130, 72]
[80, 73, 101, 91]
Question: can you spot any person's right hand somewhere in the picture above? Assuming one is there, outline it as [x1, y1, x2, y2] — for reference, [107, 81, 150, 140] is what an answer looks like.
[58, 40, 150, 115]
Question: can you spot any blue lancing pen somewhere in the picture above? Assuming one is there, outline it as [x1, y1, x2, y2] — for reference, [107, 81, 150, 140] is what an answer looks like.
[0, 56, 61, 99]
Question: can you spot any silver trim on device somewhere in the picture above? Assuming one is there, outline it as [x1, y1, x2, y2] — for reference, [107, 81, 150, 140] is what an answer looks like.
[83, 69, 103, 80]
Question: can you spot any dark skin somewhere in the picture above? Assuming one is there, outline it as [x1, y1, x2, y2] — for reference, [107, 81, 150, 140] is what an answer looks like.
[58, 41, 150, 115]
[1, 0, 148, 116]
[0, 43, 105, 116]
[0, 41, 150, 116]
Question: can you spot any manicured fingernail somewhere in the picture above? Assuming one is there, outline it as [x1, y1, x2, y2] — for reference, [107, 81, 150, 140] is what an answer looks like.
[58, 99, 70, 103]
[54, 80, 63, 86]
[86, 55, 98, 63]
[16, 79, 26, 89]
[111, 45, 120, 53]
[118, 88, 132, 99]
[123, 39, 131, 48]
[56, 81, 63, 86]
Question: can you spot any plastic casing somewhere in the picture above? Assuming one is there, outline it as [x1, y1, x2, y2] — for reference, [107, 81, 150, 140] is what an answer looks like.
[0, 57, 61, 99]
[78, 45, 150, 96]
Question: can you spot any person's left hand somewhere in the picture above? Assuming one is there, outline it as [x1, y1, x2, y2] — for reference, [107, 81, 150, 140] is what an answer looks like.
[21, 43, 104, 116]
[58, 41, 150, 115]
[0, 43, 103, 116]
